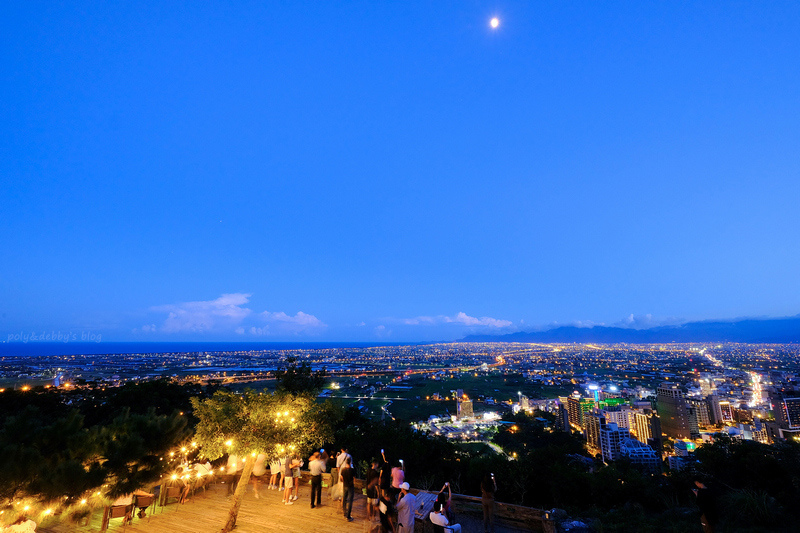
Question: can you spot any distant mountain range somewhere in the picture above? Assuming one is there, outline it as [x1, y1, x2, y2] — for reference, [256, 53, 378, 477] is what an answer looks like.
[462, 316, 800, 344]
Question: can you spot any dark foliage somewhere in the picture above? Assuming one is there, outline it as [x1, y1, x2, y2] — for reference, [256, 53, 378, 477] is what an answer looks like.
[274, 356, 326, 395]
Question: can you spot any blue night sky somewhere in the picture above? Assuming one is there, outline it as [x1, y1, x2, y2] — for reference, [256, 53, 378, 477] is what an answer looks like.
[2, 2, 799, 342]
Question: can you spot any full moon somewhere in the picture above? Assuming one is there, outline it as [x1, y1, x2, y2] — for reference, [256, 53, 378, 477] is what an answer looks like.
[490, 17, 500, 29]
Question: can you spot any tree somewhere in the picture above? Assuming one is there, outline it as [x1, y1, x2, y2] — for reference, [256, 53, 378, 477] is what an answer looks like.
[274, 356, 326, 394]
[0, 405, 188, 523]
[192, 389, 338, 532]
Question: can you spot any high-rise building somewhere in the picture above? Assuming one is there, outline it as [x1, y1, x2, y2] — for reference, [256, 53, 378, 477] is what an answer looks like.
[600, 421, 630, 462]
[631, 411, 659, 443]
[774, 396, 800, 429]
[520, 395, 531, 411]
[585, 414, 603, 454]
[687, 398, 711, 427]
[567, 395, 595, 430]
[457, 397, 473, 420]
[719, 401, 734, 423]
[603, 406, 633, 430]
[620, 438, 661, 474]
[656, 383, 692, 439]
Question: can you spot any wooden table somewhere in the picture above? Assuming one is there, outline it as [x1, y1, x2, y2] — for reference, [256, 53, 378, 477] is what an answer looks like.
[414, 491, 438, 523]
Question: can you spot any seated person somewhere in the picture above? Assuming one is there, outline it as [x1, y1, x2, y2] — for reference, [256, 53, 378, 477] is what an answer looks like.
[437, 482, 454, 522]
[3, 516, 37, 532]
[430, 502, 461, 533]
[194, 461, 213, 477]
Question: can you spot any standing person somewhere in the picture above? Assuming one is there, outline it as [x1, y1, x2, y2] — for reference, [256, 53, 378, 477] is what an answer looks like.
[291, 455, 304, 501]
[225, 454, 243, 496]
[378, 492, 396, 533]
[251, 453, 267, 499]
[395, 482, 417, 533]
[379, 450, 393, 499]
[277, 454, 287, 492]
[309, 451, 326, 508]
[282, 455, 297, 505]
[366, 460, 381, 520]
[341, 457, 356, 522]
[268, 456, 281, 490]
[336, 447, 352, 478]
[481, 473, 497, 533]
[693, 479, 719, 533]
[391, 460, 405, 496]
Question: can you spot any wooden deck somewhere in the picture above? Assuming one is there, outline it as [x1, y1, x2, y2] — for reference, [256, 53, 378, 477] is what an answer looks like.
[36, 478, 541, 533]
[42, 481, 373, 533]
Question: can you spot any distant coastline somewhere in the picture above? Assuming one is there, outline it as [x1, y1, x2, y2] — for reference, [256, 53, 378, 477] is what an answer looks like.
[462, 315, 800, 344]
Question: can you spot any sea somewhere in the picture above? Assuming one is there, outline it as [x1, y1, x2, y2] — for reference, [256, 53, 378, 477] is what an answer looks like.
[0, 341, 413, 358]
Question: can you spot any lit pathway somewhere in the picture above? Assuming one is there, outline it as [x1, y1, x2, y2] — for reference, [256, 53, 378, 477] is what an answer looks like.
[43, 483, 370, 533]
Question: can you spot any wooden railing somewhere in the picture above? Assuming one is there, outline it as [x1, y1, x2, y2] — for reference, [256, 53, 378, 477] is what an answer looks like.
[448, 493, 554, 532]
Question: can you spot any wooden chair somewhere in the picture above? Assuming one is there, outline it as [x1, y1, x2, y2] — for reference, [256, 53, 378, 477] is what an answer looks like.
[160, 485, 182, 508]
[101, 503, 133, 531]
[133, 493, 155, 520]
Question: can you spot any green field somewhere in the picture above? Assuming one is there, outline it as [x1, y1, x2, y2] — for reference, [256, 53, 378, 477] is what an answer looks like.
[332, 371, 574, 422]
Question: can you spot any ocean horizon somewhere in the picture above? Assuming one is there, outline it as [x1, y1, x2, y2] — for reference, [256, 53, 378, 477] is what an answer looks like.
[0, 341, 422, 358]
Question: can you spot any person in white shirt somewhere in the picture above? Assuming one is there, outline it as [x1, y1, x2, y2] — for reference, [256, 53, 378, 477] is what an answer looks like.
[430, 502, 462, 532]
[269, 457, 281, 490]
[336, 447, 352, 474]
[251, 453, 267, 498]
[3, 516, 36, 532]
[395, 482, 417, 533]
[308, 451, 327, 508]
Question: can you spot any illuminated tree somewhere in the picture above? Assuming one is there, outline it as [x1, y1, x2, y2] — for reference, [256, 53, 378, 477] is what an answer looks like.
[192, 389, 338, 532]
[0, 405, 188, 525]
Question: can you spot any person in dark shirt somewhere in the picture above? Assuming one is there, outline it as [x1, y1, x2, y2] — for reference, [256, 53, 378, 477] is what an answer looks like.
[481, 473, 497, 533]
[367, 460, 381, 520]
[341, 457, 356, 521]
[379, 450, 393, 498]
[693, 479, 719, 533]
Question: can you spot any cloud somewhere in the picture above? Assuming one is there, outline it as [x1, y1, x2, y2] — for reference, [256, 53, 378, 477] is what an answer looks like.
[613, 314, 683, 329]
[252, 311, 327, 336]
[446, 312, 513, 328]
[395, 312, 513, 329]
[141, 293, 325, 337]
[151, 293, 253, 333]
[374, 325, 392, 338]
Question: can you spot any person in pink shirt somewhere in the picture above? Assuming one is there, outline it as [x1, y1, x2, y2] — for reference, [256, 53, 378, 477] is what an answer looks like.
[391, 459, 405, 495]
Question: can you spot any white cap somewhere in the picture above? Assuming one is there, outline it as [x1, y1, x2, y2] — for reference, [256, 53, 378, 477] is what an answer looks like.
[400, 482, 410, 491]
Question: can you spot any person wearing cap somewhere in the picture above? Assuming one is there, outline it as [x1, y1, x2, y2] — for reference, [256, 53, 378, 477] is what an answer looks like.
[395, 482, 417, 533]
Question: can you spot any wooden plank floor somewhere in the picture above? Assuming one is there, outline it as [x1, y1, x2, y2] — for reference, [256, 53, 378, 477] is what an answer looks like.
[44, 482, 374, 533]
